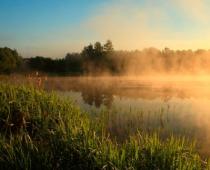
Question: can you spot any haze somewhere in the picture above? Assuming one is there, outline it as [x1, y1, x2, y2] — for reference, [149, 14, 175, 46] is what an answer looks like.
[1, 0, 210, 58]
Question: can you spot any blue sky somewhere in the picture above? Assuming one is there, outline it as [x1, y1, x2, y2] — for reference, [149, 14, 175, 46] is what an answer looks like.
[1, 0, 210, 57]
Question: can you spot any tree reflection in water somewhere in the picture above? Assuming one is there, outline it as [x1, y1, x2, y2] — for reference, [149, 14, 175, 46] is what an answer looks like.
[43, 77, 203, 108]
[80, 81, 114, 108]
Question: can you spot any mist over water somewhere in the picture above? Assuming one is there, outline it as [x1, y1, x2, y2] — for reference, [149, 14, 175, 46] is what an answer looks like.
[2, 74, 210, 156]
[36, 75, 210, 156]
[2, 0, 210, 167]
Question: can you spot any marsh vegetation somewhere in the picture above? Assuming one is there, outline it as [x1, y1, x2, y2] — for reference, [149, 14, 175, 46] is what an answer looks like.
[0, 83, 210, 170]
[2, 42, 210, 169]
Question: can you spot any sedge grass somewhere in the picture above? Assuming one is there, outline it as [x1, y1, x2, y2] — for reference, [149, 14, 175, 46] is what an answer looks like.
[0, 83, 209, 170]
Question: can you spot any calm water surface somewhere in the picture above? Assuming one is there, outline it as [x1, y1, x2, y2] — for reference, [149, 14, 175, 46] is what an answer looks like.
[43, 77, 210, 156]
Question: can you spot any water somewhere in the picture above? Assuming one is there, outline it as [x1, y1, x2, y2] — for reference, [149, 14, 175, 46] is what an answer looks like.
[43, 76, 210, 156]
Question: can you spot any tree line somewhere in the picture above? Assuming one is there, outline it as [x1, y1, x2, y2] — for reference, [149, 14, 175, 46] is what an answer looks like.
[1, 40, 210, 75]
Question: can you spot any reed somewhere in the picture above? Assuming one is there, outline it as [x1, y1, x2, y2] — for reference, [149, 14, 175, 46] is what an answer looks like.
[0, 83, 209, 170]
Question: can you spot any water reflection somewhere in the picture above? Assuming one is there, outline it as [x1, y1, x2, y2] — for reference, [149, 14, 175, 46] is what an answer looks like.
[80, 83, 114, 108]
[43, 77, 210, 156]
[3, 76, 210, 156]
[44, 77, 209, 107]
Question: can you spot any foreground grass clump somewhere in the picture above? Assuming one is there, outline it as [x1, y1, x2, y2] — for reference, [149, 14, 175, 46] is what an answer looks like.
[0, 83, 209, 170]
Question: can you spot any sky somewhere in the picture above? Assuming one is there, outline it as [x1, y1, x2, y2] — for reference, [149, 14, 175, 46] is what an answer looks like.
[1, 0, 210, 58]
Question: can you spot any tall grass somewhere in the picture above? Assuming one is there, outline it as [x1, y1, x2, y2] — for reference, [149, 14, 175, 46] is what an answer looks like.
[0, 83, 209, 170]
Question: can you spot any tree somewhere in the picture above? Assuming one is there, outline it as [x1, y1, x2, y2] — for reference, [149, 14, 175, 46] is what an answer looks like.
[94, 42, 103, 52]
[94, 42, 103, 60]
[82, 44, 94, 59]
[104, 40, 114, 52]
[65, 53, 83, 73]
[0, 47, 22, 74]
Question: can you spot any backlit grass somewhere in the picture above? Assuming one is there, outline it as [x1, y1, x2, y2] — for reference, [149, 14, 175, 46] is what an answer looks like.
[0, 83, 209, 170]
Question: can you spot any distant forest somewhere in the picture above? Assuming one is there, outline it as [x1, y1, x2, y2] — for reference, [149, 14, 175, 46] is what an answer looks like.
[1, 40, 210, 75]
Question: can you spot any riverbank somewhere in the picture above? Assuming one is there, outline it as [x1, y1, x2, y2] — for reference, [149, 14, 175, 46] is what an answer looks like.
[0, 83, 209, 169]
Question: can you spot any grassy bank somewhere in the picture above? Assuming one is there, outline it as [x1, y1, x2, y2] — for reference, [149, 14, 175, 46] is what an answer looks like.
[0, 83, 209, 170]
